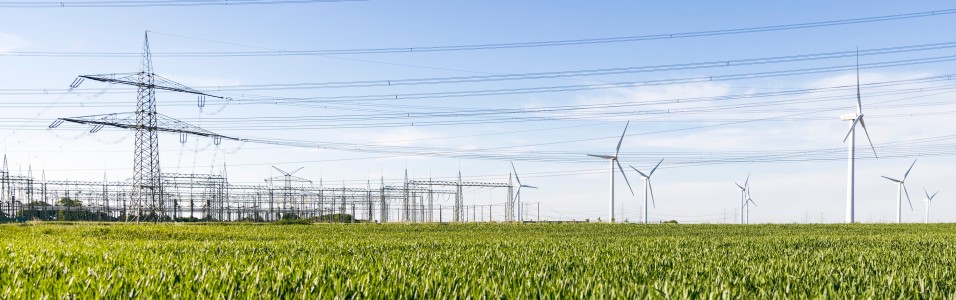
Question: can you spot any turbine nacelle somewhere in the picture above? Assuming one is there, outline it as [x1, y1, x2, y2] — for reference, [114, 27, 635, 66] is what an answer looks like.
[628, 158, 664, 212]
[840, 113, 859, 121]
[882, 159, 917, 211]
[924, 188, 939, 203]
[746, 197, 758, 207]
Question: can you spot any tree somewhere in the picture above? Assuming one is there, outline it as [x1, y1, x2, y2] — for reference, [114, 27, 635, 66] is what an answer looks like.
[57, 197, 82, 207]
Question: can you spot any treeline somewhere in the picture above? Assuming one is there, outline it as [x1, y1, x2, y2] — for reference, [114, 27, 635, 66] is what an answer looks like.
[2, 197, 369, 224]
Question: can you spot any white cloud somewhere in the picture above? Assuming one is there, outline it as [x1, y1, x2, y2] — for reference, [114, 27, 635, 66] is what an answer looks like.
[566, 82, 734, 122]
[0, 32, 28, 53]
[367, 127, 435, 147]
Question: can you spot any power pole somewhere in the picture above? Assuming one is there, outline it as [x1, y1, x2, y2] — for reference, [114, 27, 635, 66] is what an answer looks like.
[51, 32, 237, 222]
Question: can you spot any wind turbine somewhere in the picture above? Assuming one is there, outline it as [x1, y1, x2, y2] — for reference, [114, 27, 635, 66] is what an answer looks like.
[734, 174, 750, 224]
[744, 187, 757, 224]
[587, 121, 634, 223]
[880, 159, 916, 223]
[922, 188, 939, 223]
[629, 158, 663, 224]
[841, 52, 878, 223]
[511, 162, 537, 223]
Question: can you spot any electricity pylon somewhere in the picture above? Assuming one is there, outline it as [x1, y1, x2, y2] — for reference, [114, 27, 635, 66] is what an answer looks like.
[50, 32, 239, 222]
[264, 166, 312, 218]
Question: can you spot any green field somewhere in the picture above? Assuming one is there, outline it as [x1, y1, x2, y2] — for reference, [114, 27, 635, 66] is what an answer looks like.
[1, 223, 954, 298]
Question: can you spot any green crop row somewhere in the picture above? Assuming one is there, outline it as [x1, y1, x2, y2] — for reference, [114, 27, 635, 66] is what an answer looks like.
[1, 223, 955, 299]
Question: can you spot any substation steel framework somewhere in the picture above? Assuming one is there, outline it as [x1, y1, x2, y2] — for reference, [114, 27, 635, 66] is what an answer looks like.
[407, 174, 514, 223]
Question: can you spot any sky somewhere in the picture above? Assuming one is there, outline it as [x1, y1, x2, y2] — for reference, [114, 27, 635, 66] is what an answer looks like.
[2, 1, 956, 223]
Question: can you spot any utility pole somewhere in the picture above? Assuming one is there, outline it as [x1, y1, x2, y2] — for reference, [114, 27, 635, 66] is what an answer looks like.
[51, 32, 237, 222]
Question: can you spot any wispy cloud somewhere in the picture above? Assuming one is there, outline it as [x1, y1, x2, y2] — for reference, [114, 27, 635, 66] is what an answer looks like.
[0, 32, 28, 53]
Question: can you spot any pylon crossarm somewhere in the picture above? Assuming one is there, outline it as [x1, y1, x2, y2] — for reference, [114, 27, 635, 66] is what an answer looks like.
[264, 176, 312, 184]
[56, 113, 241, 141]
[78, 73, 228, 99]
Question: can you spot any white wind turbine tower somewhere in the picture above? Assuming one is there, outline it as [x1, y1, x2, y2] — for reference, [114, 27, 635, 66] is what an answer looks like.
[842, 53, 878, 223]
[511, 162, 537, 222]
[629, 158, 663, 224]
[880, 159, 916, 224]
[922, 188, 939, 223]
[587, 121, 634, 223]
[734, 174, 750, 224]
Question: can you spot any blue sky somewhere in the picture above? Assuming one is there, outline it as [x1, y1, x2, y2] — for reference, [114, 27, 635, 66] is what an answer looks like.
[2, 1, 956, 223]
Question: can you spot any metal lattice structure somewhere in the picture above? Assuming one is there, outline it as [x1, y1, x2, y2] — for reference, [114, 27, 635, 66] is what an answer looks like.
[49, 32, 239, 222]
[408, 173, 513, 223]
[0, 167, 513, 223]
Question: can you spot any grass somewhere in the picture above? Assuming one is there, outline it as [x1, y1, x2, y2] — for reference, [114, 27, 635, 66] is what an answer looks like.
[1, 223, 954, 299]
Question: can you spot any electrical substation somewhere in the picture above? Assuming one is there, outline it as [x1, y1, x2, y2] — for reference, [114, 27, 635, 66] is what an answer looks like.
[1, 33, 522, 223]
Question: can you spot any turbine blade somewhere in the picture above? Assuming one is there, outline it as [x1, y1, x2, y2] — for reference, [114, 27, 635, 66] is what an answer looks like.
[588, 154, 615, 160]
[289, 167, 304, 176]
[856, 50, 863, 114]
[748, 198, 758, 207]
[744, 173, 750, 189]
[924, 187, 931, 200]
[903, 184, 913, 210]
[629, 165, 649, 178]
[272, 166, 287, 175]
[615, 121, 629, 157]
[511, 162, 522, 186]
[842, 115, 861, 143]
[881, 176, 902, 183]
[649, 158, 664, 177]
[735, 183, 745, 190]
[858, 117, 878, 158]
[648, 181, 657, 209]
[524, 185, 538, 189]
[903, 159, 917, 180]
[616, 160, 634, 196]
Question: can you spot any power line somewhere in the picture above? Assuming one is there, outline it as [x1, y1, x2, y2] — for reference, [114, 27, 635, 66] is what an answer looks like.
[166, 42, 956, 90]
[210, 57, 956, 105]
[9, 75, 956, 130]
[0, 0, 363, 8]
[2, 7, 954, 51]
[11, 40, 956, 95]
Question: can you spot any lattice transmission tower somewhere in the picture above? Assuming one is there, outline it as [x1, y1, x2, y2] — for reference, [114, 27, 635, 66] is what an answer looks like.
[50, 32, 239, 221]
[264, 166, 312, 218]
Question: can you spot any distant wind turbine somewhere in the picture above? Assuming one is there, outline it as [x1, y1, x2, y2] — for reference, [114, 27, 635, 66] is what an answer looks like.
[587, 121, 635, 223]
[511, 162, 537, 223]
[744, 187, 757, 224]
[629, 158, 663, 224]
[842, 52, 878, 223]
[881, 159, 916, 223]
[923, 188, 939, 223]
[735, 174, 750, 224]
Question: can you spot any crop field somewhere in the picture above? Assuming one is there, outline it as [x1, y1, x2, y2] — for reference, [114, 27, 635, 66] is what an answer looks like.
[1, 223, 955, 298]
